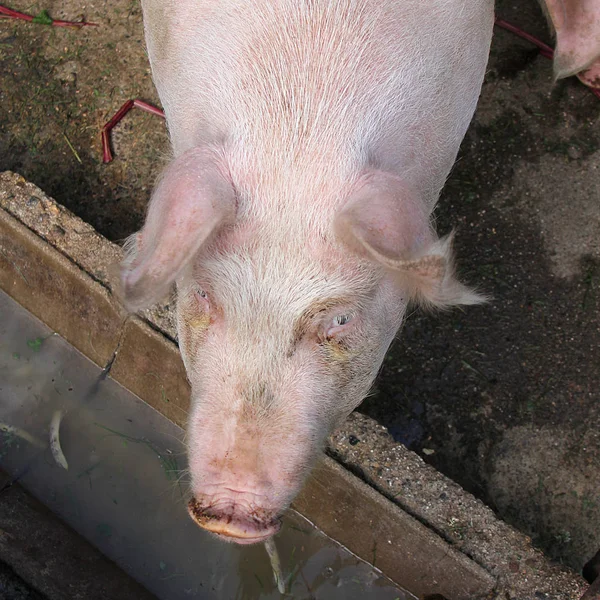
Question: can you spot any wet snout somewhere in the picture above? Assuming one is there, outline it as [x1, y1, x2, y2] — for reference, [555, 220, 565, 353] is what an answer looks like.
[187, 493, 281, 545]
[185, 389, 310, 545]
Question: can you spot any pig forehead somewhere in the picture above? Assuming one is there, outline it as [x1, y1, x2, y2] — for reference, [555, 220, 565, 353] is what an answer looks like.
[199, 242, 378, 317]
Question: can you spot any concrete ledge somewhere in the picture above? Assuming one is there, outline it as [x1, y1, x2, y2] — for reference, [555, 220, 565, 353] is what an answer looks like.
[0, 207, 122, 369]
[296, 457, 493, 599]
[110, 317, 191, 428]
[0, 171, 590, 599]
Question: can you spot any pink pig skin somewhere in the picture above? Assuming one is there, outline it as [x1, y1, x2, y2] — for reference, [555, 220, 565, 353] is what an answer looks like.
[540, 0, 600, 88]
[121, 0, 494, 544]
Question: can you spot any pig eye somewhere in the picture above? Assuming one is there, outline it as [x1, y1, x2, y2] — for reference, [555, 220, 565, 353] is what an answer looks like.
[326, 313, 353, 339]
[333, 314, 351, 326]
[192, 286, 210, 310]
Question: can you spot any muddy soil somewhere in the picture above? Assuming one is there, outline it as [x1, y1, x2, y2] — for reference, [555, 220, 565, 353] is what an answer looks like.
[0, 0, 166, 242]
[0, 0, 598, 575]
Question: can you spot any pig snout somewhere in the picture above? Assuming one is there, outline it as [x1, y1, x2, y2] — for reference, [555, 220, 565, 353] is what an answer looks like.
[183, 392, 325, 544]
[187, 493, 281, 544]
[185, 423, 288, 544]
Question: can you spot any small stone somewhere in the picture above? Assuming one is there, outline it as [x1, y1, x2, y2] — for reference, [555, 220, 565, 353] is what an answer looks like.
[567, 145, 582, 160]
[45, 202, 60, 216]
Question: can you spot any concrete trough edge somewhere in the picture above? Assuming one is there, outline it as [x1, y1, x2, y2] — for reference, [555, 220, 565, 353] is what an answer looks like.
[0, 171, 589, 599]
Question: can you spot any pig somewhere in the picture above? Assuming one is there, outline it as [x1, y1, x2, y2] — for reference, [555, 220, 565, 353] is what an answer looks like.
[119, 0, 495, 544]
[119, 0, 599, 546]
[540, 0, 600, 89]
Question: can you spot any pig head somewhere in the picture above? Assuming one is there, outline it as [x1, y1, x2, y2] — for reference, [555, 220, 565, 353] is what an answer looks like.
[120, 0, 494, 544]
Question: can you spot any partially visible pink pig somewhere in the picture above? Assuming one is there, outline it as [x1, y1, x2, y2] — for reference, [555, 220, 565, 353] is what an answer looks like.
[540, 0, 600, 89]
[120, 0, 496, 544]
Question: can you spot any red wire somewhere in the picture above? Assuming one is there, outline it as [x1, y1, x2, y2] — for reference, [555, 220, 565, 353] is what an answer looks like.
[0, 5, 97, 28]
[101, 100, 165, 163]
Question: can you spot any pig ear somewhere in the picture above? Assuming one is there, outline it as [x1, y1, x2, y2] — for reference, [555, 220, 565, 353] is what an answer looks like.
[120, 147, 236, 311]
[542, 0, 600, 81]
[378, 233, 487, 309]
[335, 172, 485, 309]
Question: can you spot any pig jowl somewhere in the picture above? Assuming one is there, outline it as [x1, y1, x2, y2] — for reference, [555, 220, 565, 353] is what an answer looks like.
[118, 0, 496, 543]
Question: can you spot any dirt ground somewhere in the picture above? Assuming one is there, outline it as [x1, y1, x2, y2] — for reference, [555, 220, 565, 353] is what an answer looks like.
[0, 561, 44, 600]
[0, 0, 598, 578]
